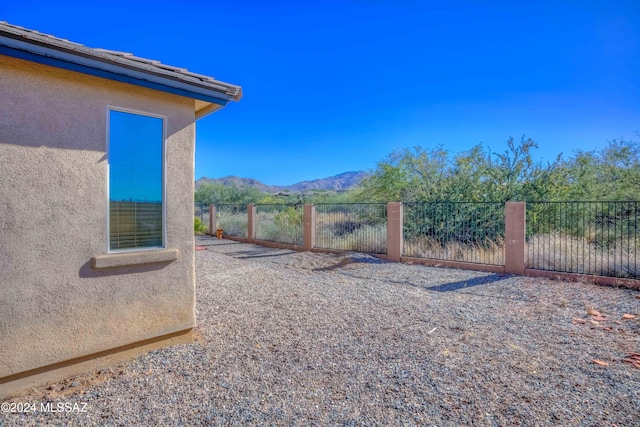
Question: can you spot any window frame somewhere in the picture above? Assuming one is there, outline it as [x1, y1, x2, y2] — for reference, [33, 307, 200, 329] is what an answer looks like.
[106, 106, 167, 253]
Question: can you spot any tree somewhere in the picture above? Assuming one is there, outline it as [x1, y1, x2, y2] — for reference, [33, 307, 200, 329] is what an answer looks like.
[357, 136, 563, 202]
[194, 182, 265, 205]
[484, 136, 564, 202]
[562, 138, 640, 201]
[357, 146, 453, 202]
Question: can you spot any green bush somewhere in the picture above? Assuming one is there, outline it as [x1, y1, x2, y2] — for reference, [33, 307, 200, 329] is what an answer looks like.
[194, 217, 208, 234]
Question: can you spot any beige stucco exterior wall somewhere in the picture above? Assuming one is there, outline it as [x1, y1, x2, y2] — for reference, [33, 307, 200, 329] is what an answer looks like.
[0, 55, 196, 386]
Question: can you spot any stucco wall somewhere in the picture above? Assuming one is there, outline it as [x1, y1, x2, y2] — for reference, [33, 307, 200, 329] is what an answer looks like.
[0, 55, 196, 379]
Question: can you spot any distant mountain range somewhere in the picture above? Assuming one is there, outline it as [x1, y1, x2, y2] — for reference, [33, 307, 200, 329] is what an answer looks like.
[195, 171, 368, 193]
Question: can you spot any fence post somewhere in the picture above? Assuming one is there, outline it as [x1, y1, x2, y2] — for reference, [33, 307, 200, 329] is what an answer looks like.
[387, 202, 403, 262]
[303, 204, 316, 251]
[209, 205, 216, 236]
[247, 203, 256, 242]
[504, 201, 526, 275]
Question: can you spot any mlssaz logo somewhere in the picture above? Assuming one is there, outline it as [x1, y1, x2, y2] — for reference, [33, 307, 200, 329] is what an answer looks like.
[40, 402, 89, 413]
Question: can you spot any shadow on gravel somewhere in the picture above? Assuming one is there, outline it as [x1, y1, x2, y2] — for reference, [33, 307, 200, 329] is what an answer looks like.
[425, 274, 509, 292]
[201, 241, 245, 246]
[227, 250, 296, 259]
[195, 237, 244, 245]
[313, 254, 386, 272]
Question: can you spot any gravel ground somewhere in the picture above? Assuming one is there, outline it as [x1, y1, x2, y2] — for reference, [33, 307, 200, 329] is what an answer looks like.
[2, 236, 639, 426]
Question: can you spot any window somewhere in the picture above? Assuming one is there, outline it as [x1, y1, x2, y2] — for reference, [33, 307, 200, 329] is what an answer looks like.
[108, 109, 165, 251]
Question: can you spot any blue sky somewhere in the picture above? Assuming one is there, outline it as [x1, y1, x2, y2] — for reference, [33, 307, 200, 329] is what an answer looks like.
[109, 110, 163, 202]
[4, 1, 639, 185]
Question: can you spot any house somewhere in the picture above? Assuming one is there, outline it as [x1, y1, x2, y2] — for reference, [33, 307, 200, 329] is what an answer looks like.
[0, 22, 241, 397]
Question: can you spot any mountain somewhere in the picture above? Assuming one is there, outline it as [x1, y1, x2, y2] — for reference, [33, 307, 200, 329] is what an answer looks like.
[195, 171, 368, 193]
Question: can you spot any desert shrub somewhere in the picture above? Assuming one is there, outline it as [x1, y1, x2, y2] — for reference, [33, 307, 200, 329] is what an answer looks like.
[217, 214, 247, 237]
[194, 217, 208, 234]
[403, 235, 504, 265]
[314, 204, 387, 253]
[275, 206, 304, 228]
[256, 207, 303, 245]
[316, 223, 387, 253]
[403, 202, 504, 248]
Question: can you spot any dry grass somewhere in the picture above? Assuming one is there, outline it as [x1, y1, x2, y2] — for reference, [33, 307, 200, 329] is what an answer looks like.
[255, 212, 303, 245]
[217, 214, 248, 237]
[403, 236, 505, 265]
[315, 223, 387, 253]
[315, 212, 387, 253]
[401, 233, 639, 278]
[527, 232, 639, 278]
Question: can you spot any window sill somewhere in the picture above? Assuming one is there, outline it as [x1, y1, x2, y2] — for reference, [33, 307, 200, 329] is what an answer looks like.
[91, 248, 180, 269]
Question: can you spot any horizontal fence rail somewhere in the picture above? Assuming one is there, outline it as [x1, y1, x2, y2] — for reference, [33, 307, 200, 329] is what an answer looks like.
[216, 204, 249, 238]
[403, 202, 505, 266]
[315, 203, 387, 254]
[527, 201, 639, 279]
[255, 204, 304, 246]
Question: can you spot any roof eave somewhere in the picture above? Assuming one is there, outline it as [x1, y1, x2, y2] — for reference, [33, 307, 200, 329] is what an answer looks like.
[0, 32, 242, 108]
[195, 102, 225, 120]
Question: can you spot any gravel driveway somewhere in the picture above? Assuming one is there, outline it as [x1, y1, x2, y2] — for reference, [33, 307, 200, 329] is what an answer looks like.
[3, 236, 639, 426]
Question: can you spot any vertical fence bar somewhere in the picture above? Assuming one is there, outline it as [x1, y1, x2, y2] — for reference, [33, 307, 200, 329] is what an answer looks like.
[403, 202, 504, 265]
[505, 202, 526, 275]
[525, 201, 639, 279]
[313, 203, 387, 253]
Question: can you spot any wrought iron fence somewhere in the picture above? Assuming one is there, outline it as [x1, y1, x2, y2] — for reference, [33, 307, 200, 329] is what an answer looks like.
[194, 201, 209, 226]
[403, 202, 505, 265]
[315, 203, 387, 254]
[216, 204, 248, 237]
[256, 204, 303, 246]
[527, 201, 639, 279]
[198, 200, 640, 281]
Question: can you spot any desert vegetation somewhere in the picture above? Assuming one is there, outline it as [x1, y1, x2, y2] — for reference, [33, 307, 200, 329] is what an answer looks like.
[315, 204, 387, 254]
[215, 204, 249, 237]
[527, 232, 638, 278]
[196, 136, 640, 278]
[256, 205, 304, 245]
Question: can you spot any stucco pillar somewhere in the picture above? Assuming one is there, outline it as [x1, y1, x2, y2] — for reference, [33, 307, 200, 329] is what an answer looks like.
[505, 202, 526, 275]
[209, 205, 216, 235]
[247, 204, 256, 241]
[387, 202, 403, 262]
[303, 204, 316, 251]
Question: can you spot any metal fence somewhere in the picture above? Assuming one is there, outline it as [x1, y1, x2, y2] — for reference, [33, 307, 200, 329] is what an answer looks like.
[194, 201, 209, 226]
[216, 204, 248, 237]
[315, 203, 387, 254]
[527, 201, 639, 279]
[256, 204, 304, 246]
[402, 202, 505, 265]
[199, 200, 640, 281]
